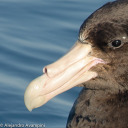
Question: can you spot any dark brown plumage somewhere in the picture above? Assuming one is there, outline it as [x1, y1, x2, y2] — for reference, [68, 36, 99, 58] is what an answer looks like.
[67, 0, 128, 127]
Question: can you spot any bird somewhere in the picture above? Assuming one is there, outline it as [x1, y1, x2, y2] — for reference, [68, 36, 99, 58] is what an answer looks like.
[24, 0, 128, 127]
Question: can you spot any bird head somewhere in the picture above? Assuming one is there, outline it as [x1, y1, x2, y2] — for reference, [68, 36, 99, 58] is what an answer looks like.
[24, 0, 128, 111]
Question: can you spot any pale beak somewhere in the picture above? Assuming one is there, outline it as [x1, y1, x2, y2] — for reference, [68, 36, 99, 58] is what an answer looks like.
[24, 41, 105, 111]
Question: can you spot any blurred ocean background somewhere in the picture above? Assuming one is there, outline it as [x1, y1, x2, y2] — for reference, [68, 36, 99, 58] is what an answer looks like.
[0, 0, 112, 128]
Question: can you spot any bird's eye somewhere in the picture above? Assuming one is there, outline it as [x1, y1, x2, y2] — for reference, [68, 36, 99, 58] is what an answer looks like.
[111, 40, 122, 48]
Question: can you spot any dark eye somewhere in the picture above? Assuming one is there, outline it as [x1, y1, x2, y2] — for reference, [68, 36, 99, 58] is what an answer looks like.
[111, 40, 122, 47]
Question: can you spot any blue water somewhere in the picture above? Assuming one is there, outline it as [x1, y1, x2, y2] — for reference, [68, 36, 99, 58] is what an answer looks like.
[0, 0, 112, 128]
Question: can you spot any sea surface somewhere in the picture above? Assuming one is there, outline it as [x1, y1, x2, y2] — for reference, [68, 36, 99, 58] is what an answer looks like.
[0, 0, 112, 128]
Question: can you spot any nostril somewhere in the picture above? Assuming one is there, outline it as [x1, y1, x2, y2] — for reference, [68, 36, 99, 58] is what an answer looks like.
[43, 67, 47, 74]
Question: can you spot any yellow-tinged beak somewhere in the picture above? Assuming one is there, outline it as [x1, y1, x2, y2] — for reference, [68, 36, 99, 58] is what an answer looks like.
[24, 41, 105, 111]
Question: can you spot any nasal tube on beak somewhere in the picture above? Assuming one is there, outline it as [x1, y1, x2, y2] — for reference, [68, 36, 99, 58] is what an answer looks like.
[43, 42, 92, 78]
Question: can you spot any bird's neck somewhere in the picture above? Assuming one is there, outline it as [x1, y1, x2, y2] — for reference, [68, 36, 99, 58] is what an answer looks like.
[67, 88, 128, 127]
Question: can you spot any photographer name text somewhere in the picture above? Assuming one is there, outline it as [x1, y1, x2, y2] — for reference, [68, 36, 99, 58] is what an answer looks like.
[0, 123, 45, 128]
